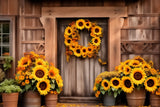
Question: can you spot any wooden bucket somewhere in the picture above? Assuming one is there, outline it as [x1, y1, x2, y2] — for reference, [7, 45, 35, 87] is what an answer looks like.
[45, 94, 57, 107]
[2, 93, 19, 107]
[150, 93, 160, 107]
[126, 88, 146, 107]
[23, 91, 41, 107]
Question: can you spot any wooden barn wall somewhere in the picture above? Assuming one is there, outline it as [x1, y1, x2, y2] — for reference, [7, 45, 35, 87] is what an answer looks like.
[121, 0, 160, 70]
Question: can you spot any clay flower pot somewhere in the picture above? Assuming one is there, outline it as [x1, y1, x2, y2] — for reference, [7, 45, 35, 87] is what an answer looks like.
[126, 88, 146, 107]
[150, 93, 160, 107]
[45, 93, 58, 107]
[2, 92, 19, 107]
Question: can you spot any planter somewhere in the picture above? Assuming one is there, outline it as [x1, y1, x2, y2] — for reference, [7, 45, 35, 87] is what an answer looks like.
[2, 93, 19, 107]
[103, 94, 115, 106]
[45, 94, 57, 107]
[150, 93, 160, 107]
[126, 88, 146, 107]
[23, 91, 41, 107]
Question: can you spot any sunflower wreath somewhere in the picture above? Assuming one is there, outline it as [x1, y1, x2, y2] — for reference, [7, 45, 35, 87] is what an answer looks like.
[64, 19, 106, 64]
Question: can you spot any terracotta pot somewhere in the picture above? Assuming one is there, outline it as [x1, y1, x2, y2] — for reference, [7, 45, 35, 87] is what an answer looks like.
[45, 94, 57, 107]
[150, 93, 160, 107]
[2, 92, 19, 107]
[126, 88, 146, 107]
[23, 91, 41, 107]
[103, 94, 115, 106]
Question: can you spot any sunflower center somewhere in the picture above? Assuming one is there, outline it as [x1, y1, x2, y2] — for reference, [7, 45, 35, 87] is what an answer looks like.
[67, 39, 71, 43]
[76, 49, 80, 53]
[50, 71, 54, 76]
[86, 23, 89, 26]
[95, 28, 99, 33]
[113, 80, 119, 86]
[134, 72, 142, 80]
[35, 70, 45, 78]
[94, 39, 98, 43]
[133, 63, 138, 65]
[39, 82, 47, 90]
[147, 79, 154, 87]
[127, 68, 130, 72]
[79, 22, 83, 26]
[23, 61, 28, 65]
[104, 82, 108, 87]
[38, 62, 42, 65]
[124, 79, 131, 88]
[136, 59, 143, 63]
[88, 48, 91, 51]
[68, 29, 71, 33]
[83, 49, 86, 52]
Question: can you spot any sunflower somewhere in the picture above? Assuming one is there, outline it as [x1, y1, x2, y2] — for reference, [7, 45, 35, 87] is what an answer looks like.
[142, 63, 151, 71]
[74, 47, 81, 57]
[124, 60, 131, 65]
[72, 32, 77, 38]
[92, 26, 102, 35]
[95, 91, 101, 98]
[18, 56, 31, 68]
[90, 33, 97, 38]
[71, 24, 77, 31]
[69, 42, 78, 51]
[85, 21, 92, 30]
[144, 77, 158, 92]
[32, 65, 48, 81]
[121, 76, 134, 93]
[101, 79, 110, 91]
[149, 60, 154, 67]
[118, 63, 124, 73]
[76, 19, 85, 30]
[81, 47, 88, 55]
[110, 77, 121, 89]
[130, 68, 146, 85]
[37, 79, 51, 95]
[134, 56, 146, 64]
[65, 26, 72, 35]
[87, 46, 94, 53]
[64, 38, 72, 46]
[92, 37, 101, 46]
[123, 65, 131, 75]
[150, 68, 157, 75]
[48, 66, 59, 79]
[56, 75, 63, 88]
[129, 60, 141, 68]
[35, 58, 47, 66]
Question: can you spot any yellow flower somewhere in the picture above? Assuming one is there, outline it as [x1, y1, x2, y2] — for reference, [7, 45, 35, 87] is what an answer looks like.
[21, 82, 25, 86]
[124, 60, 131, 65]
[92, 26, 102, 35]
[32, 65, 48, 81]
[95, 77, 102, 84]
[144, 77, 158, 92]
[64, 38, 72, 46]
[87, 46, 94, 54]
[129, 60, 141, 68]
[85, 21, 92, 30]
[81, 47, 88, 55]
[156, 88, 160, 95]
[150, 68, 157, 75]
[134, 56, 146, 64]
[110, 77, 121, 89]
[65, 26, 72, 35]
[76, 19, 85, 30]
[91, 37, 101, 46]
[149, 60, 154, 67]
[93, 85, 97, 91]
[69, 42, 78, 51]
[142, 63, 151, 71]
[74, 47, 81, 57]
[56, 75, 63, 88]
[121, 76, 134, 93]
[37, 79, 51, 95]
[48, 66, 59, 79]
[19, 75, 25, 81]
[101, 79, 110, 91]
[123, 65, 131, 75]
[118, 63, 124, 73]
[130, 68, 146, 85]
[25, 80, 30, 84]
[35, 58, 47, 66]
[71, 24, 77, 31]
[18, 56, 31, 68]
[95, 91, 100, 98]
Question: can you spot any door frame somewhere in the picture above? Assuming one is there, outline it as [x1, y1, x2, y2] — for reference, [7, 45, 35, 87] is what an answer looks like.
[40, 6, 127, 102]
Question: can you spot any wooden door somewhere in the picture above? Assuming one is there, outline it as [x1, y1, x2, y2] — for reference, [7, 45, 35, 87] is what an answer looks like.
[57, 18, 108, 103]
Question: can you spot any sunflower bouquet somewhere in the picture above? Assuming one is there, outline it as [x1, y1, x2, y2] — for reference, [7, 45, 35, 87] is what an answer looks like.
[93, 71, 122, 98]
[15, 51, 63, 96]
[116, 56, 159, 94]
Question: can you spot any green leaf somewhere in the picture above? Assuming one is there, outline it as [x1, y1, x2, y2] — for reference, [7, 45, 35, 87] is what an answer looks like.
[51, 79, 55, 84]
[96, 84, 100, 88]
[100, 86, 104, 91]
[51, 84, 55, 89]
[25, 84, 31, 91]
[56, 88, 60, 94]
[114, 92, 118, 98]
[101, 90, 106, 95]
[32, 80, 36, 84]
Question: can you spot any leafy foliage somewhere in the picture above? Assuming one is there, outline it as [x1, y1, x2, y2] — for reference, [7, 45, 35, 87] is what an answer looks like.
[0, 79, 22, 93]
[3, 56, 13, 71]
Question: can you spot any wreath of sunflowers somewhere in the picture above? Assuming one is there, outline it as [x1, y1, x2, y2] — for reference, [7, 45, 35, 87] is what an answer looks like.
[64, 19, 104, 62]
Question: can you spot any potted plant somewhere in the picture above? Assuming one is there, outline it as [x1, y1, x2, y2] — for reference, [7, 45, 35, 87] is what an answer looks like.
[116, 56, 156, 106]
[15, 51, 63, 107]
[0, 79, 22, 107]
[93, 71, 122, 106]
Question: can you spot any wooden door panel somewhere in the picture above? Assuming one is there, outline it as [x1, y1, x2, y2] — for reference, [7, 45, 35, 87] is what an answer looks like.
[57, 18, 108, 99]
